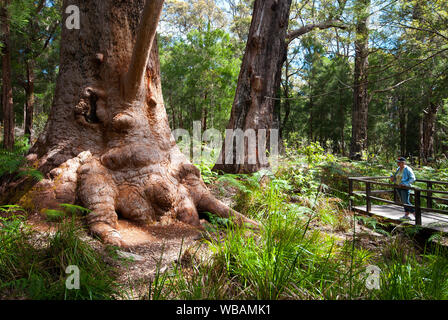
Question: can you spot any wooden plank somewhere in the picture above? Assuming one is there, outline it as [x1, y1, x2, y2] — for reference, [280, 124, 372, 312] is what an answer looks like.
[353, 204, 448, 233]
[416, 179, 448, 186]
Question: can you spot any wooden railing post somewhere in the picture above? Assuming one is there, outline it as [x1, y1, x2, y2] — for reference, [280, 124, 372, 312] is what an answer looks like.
[366, 182, 371, 213]
[415, 189, 421, 226]
[426, 182, 433, 209]
[348, 178, 353, 211]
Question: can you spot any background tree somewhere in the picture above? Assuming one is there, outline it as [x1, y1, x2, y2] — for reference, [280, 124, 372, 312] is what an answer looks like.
[349, 0, 370, 160]
[160, 25, 240, 133]
[1, 0, 14, 150]
[213, 0, 293, 173]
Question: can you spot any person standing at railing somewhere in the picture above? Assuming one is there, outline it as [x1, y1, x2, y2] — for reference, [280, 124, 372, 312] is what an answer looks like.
[390, 157, 416, 220]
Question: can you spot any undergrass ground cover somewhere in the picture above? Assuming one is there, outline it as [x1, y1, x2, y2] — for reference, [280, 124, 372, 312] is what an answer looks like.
[0, 205, 123, 299]
[2, 140, 448, 299]
[146, 144, 448, 300]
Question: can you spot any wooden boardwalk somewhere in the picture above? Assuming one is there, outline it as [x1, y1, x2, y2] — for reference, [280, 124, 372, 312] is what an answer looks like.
[353, 204, 448, 233]
[349, 176, 448, 234]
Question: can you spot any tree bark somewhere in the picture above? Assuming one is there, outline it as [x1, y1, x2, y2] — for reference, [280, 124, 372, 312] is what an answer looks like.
[339, 87, 345, 156]
[398, 98, 406, 156]
[213, 0, 292, 174]
[421, 102, 440, 164]
[1, 0, 14, 151]
[286, 20, 346, 44]
[349, 0, 370, 160]
[280, 58, 291, 139]
[308, 82, 314, 143]
[1, 0, 257, 246]
[24, 60, 35, 143]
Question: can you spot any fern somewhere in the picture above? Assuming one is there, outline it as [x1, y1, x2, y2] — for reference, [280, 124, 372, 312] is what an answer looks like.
[217, 174, 257, 194]
[59, 203, 91, 215]
[44, 209, 66, 221]
[17, 168, 44, 182]
[0, 137, 43, 181]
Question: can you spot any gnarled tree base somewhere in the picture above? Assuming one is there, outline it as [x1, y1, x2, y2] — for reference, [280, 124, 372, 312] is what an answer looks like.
[12, 149, 257, 247]
[0, 0, 257, 247]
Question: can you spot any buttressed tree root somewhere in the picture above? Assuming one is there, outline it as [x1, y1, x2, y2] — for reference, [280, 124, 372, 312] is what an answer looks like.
[1, 0, 258, 246]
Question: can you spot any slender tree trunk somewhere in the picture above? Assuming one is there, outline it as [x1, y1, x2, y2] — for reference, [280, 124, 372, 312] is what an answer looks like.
[440, 104, 448, 157]
[339, 88, 345, 156]
[168, 95, 176, 129]
[1, 0, 256, 246]
[202, 107, 208, 133]
[308, 87, 314, 142]
[280, 59, 291, 139]
[214, 0, 292, 173]
[399, 98, 406, 156]
[421, 101, 440, 164]
[25, 59, 36, 143]
[1, 0, 14, 150]
[350, 0, 370, 160]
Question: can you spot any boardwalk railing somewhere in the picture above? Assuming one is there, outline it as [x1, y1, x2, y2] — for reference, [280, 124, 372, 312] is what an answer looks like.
[348, 176, 448, 225]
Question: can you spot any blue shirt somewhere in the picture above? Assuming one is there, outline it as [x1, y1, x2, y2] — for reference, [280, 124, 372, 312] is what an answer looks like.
[391, 165, 416, 187]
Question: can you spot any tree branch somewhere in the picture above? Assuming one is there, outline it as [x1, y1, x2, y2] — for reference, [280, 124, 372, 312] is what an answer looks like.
[371, 77, 414, 94]
[124, 0, 164, 103]
[35, 0, 46, 14]
[286, 20, 347, 44]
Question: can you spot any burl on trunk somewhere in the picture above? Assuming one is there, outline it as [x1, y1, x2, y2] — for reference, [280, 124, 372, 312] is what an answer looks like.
[2, 0, 256, 246]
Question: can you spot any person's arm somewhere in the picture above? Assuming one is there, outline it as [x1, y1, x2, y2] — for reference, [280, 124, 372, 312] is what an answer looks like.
[408, 167, 416, 184]
[390, 168, 397, 182]
[400, 167, 416, 186]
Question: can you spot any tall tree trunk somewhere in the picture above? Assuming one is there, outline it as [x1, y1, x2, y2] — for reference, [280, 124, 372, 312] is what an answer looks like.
[339, 88, 345, 156]
[213, 0, 292, 173]
[25, 59, 35, 143]
[308, 85, 314, 143]
[1, 0, 14, 150]
[399, 98, 406, 156]
[280, 59, 291, 139]
[440, 104, 448, 157]
[1, 0, 256, 246]
[421, 102, 440, 164]
[349, 0, 370, 160]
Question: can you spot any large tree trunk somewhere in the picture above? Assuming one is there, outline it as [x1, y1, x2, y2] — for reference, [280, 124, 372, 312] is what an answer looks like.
[1, 0, 256, 246]
[349, 0, 370, 160]
[213, 0, 292, 174]
[1, 0, 14, 150]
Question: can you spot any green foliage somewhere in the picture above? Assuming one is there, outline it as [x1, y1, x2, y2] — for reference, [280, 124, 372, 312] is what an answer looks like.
[44, 204, 92, 222]
[371, 236, 448, 299]
[145, 179, 371, 300]
[160, 26, 241, 132]
[0, 136, 43, 181]
[0, 207, 122, 300]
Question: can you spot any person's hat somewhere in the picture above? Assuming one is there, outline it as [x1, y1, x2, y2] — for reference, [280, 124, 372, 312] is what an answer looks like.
[397, 157, 406, 162]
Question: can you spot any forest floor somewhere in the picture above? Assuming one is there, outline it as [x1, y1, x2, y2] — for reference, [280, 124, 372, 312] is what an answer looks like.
[56, 179, 404, 298]
[10, 177, 389, 300]
[3, 148, 448, 300]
